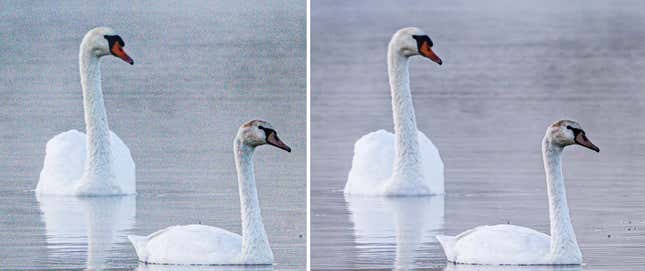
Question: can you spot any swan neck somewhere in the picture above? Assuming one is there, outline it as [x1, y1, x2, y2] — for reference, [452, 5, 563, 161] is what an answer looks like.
[388, 47, 420, 179]
[234, 138, 272, 262]
[542, 138, 580, 259]
[80, 46, 112, 180]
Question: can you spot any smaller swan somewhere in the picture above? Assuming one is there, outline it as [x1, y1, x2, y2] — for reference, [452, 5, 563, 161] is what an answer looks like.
[128, 120, 291, 265]
[345, 27, 444, 196]
[437, 120, 599, 265]
[36, 27, 135, 196]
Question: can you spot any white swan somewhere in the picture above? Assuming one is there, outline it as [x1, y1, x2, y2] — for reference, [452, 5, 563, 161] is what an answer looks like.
[344, 27, 445, 196]
[437, 120, 600, 265]
[36, 27, 136, 196]
[128, 120, 291, 265]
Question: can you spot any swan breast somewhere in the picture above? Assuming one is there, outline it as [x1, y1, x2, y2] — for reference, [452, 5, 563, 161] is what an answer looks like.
[37, 130, 135, 195]
[345, 129, 444, 195]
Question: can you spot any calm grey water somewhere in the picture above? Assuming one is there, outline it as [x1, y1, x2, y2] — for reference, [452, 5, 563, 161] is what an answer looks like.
[312, 0, 645, 270]
[0, 1, 305, 270]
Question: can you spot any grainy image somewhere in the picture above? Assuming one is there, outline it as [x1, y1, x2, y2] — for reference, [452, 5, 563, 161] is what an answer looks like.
[0, 1, 305, 270]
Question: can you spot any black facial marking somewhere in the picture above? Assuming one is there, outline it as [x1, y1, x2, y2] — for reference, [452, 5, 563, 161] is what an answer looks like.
[566, 125, 584, 137]
[104, 35, 125, 54]
[258, 126, 275, 140]
[412, 35, 433, 51]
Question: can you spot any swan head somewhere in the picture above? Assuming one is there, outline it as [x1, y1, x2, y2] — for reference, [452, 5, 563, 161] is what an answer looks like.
[81, 27, 134, 65]
[238, 120, 291, 152]
[389, 27, 442, 65]
[546, 120, 599, 152]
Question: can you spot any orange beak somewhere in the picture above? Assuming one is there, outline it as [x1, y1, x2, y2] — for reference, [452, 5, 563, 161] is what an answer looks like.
[110, 42, 134, 65]
[419, 41, 442, 65]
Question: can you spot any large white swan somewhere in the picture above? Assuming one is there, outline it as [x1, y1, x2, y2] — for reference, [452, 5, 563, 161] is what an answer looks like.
[128, 120, 291, 265]
[36, 27, 136, 196]
[344, 27, 445, 196]
[437, 120, 600, 265]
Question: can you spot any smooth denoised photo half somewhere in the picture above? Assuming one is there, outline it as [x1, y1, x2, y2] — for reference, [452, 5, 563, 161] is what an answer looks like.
[0, 1, 305, 270]
[311, 1, 645, 270]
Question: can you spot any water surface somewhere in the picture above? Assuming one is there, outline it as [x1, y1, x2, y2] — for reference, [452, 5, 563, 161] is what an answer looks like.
[311, 1, 645, 270]
[0, 1, 305, 270]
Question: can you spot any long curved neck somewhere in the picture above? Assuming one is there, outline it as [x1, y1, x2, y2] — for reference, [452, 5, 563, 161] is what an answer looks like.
[388, 46, 420, 178]
[80, 46, 112, 179]
[542, 138, 580, 259]
[234, 138, 272, 262]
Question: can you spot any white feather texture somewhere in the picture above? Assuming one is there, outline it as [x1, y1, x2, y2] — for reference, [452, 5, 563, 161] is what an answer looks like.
[437, 225, 551, 265]
[345, 27, 444, 196]
[37, 130, 135, 195]
[36, 27, 136, 196]
[437, 120, 591, 265]
[128, 121, 284, 265]
[345, 130, 443, 195]
[129, 225, 243, 265]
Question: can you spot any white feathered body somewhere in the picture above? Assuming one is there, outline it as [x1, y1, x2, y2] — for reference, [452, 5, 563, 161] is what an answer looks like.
[36, 129, 135, 195]
[128, 225, 251, 265]
[437, 225, 554, 265]
[345, 129, 444, 195]
[437, 126, 586, 266]
[36, 27, 136, 196]
[344, 29, 445, 196]
[128, 134, 275, 265]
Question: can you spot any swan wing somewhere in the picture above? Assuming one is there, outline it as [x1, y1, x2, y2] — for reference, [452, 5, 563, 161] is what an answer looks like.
[36, 130, 135, 195]
[440, 224, 551, 265]
[128, 224, 242, 265]
[37, 130, 87, 194]
[417, 130, 444, 194]
[345, 130, 395, 195]
[109, 131, 136, 194]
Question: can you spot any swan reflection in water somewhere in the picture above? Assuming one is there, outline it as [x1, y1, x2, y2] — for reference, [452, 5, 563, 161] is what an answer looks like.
[37, 195, 135, 270]
[443, 264, 582, 271]
[345, 194, 444, 270]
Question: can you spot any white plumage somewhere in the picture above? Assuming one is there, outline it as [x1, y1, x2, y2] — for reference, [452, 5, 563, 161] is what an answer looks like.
[37, 130, 135, 195]
[438, 225, 551, 265]
[345, 27, 445, 196]
[129, 225, 243, 265]
[128, 120, 290, 265]
[437, 120, 598, 265]
[36, 27, 136, 196]
[345, 130, 443, 195]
